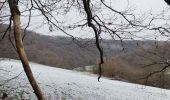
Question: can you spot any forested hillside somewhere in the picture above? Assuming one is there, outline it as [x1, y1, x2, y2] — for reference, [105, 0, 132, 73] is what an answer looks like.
[0, 24, 169, 69]
[1, 25, 170, 88]
[0, 24, 155, 69]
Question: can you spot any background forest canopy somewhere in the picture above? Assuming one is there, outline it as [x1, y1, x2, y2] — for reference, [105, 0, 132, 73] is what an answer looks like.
[1, 0, 170, 95]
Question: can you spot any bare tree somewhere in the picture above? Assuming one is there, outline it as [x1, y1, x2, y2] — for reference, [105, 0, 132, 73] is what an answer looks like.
[1, 0, 170, 99]
[7, 0, 45, 99]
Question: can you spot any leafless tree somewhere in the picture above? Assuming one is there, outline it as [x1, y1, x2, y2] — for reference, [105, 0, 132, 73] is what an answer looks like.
[1, 0, 45, 99]
[1, 0, 170, 99]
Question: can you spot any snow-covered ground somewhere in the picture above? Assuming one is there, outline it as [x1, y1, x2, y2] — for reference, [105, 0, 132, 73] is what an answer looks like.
[0, 58, 170, 100]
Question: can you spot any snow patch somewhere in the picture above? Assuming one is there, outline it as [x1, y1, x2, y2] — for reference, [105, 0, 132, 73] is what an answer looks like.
[0, 58, 170, 100]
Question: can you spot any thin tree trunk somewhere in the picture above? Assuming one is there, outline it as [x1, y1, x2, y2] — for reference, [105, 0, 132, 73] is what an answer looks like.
[8, 0, 45, 100]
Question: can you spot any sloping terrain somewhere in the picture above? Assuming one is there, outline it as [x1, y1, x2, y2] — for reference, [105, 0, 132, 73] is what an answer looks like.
[0, 24, 157, 69]
[2, 24, 170, 89]
[0, 59, 170, 100]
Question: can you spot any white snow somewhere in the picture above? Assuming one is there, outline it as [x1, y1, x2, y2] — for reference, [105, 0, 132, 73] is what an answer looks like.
[0, 58, 170, 100]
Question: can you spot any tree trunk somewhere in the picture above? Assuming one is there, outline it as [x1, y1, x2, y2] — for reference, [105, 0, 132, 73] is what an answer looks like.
[8, 0, 45, 100]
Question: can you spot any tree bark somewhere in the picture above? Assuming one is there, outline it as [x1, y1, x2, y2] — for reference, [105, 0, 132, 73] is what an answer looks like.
[8, 0, 45, 100]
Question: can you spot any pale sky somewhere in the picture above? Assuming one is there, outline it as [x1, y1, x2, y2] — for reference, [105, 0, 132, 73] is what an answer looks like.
[129, 0, 167, 12]
[19, 0, 170, 40]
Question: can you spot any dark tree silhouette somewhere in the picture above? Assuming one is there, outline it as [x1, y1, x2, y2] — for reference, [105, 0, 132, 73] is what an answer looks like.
[165, 0, 170, 5]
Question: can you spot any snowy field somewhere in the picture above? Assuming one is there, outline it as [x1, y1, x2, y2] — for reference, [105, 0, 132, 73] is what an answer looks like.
[0, 58, 170, 100]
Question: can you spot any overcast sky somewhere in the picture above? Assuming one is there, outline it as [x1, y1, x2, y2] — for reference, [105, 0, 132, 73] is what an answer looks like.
[129, 0, 167, 12]
[111, 0, 168, 14]
[20, 0, 170, 40]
